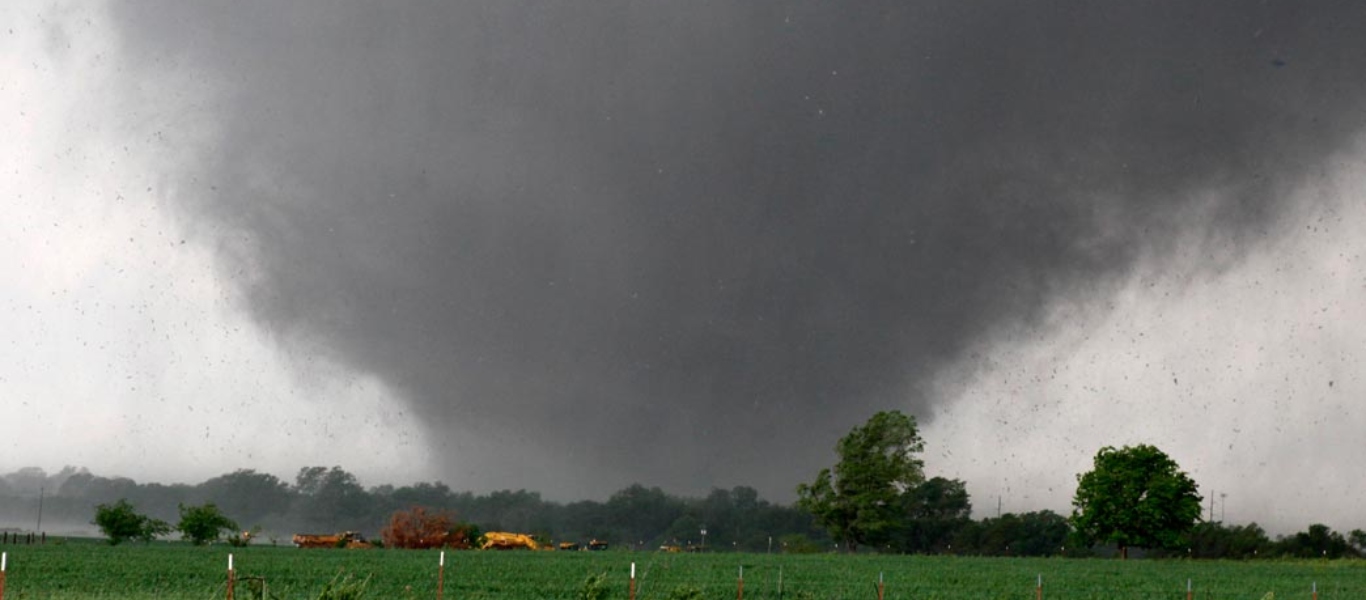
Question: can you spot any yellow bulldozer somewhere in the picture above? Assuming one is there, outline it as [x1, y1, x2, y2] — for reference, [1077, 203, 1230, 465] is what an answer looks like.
[480, 531, 541, 550]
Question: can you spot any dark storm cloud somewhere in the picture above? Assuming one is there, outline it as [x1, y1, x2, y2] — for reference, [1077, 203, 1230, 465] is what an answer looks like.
[110, 1, 1366, 498]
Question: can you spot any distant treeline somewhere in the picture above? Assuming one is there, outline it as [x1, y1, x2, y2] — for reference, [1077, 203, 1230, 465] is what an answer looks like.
[0, 466, 1360, 559]
[0, 466, 826, 550]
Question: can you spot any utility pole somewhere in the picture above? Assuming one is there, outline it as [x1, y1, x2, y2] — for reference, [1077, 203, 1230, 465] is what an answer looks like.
[35, 487, 43, 534]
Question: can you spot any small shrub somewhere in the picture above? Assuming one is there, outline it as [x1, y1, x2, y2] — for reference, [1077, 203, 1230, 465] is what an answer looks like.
[316, 571, 370, 600]
[227, 526, 262, 548]
[240, 576, 281, 600]
[381, 506, 476, 549]
[778, 534, 823, 554]
[576, 572, 609, 600]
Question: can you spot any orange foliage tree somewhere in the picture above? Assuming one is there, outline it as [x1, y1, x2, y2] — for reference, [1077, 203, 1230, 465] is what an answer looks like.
[381, 506, 475, 549]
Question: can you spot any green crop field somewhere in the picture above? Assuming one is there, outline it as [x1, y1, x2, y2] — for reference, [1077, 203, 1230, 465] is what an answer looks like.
[2, 539, 1365, 599]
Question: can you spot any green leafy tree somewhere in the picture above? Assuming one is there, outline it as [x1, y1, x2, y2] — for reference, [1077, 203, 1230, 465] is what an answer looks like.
[604, 484, 685, 547]
[92, 499, 170, 545]
[1071, 444, 1202, 558]
[1276, 523, 1357, 559]
[1349, 529, 1366, 555]
[956, 513, 1022, 556]
[195, 469, 292, 525]
[291, 466, 374, 531]
[894, 476, 971, 553]
[662, 513, 702, 548]
[797, 410, 925, 551]
[176, 502, 240, 545]
[956, 510, 1074, 557]
[381, 481, 456, 512]
[1188, 521, 1272, 559]
[1013, 510, 1074, 557]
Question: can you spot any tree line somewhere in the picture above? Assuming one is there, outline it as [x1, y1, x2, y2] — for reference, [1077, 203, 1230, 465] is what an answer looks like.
[2, 463, 1055, 553]
[2, 410, 1363, 558]
[796, 410, 1366, 559]
[0, 466, 827, 550]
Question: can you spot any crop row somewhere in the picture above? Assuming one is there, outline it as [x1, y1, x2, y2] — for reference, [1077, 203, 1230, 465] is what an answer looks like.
[2, 541, 1365, 599]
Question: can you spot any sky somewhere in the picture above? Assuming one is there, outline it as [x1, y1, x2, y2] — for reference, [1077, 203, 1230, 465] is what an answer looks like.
[3, 1, 1365, 535]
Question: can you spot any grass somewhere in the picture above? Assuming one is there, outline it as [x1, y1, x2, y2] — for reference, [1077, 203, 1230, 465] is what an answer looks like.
[2, 538, 1365, 599]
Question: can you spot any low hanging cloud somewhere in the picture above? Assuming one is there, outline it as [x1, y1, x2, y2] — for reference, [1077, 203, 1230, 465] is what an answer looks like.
[47, 0, 1366, 509]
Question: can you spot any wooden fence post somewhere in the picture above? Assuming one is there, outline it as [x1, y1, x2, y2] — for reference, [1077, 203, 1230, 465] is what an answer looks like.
[437, 552, 446, 600]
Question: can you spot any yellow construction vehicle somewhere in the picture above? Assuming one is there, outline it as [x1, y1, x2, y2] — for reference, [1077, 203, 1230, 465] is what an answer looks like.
[480, 531, 541, 550]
